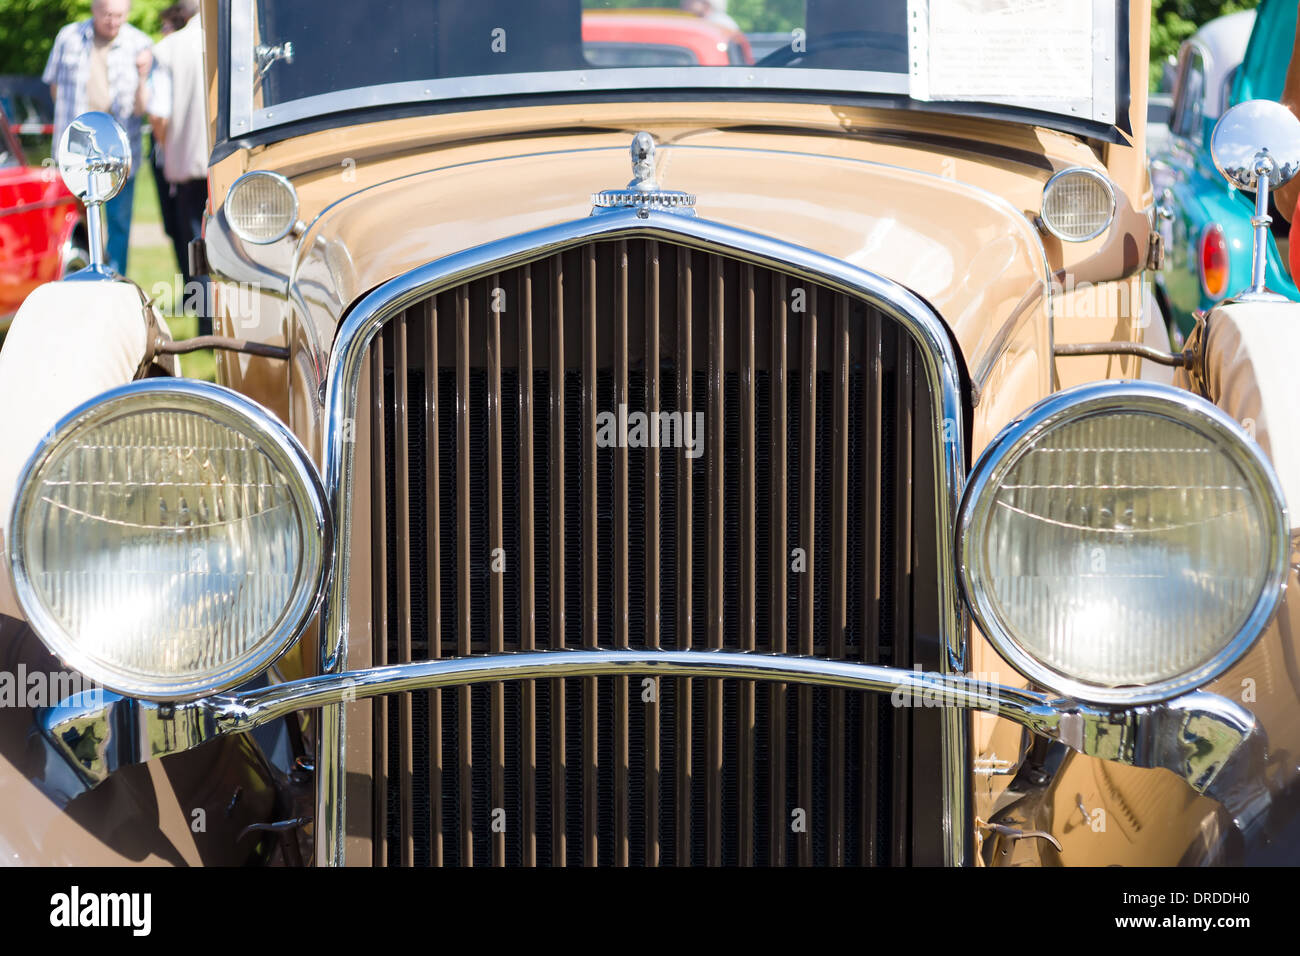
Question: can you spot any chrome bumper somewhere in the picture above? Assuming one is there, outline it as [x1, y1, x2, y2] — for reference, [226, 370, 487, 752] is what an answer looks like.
[37, 648, 1269, 832]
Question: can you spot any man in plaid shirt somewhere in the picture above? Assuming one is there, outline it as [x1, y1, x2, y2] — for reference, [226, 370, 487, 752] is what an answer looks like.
[43, 0, 155, 275]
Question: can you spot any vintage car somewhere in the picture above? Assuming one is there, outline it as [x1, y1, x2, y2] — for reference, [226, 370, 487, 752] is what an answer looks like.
[0, 0, 1298, 868]
[0, 109, 84, 331]
[1150, 9, 1269, 342]
[583, 9, 753, 67]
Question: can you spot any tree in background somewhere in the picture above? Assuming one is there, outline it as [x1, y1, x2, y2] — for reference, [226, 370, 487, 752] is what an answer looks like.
[1151, 0, 1260, 64]
[0, 0, 172, 76]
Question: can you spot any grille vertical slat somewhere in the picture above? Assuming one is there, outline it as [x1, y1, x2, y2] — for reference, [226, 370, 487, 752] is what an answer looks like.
[518, 264, 538, 867]
[370, 338, 389, 866]
[797, 293, 816, 867]
[613, 241, 631, 867]
[547, 255, 567, 867]
[706, 255, 725, 867]
[644, 240, 662, 867]
[423, 298, 444, 867]
[890, 332, 914, 866]
[829, 298, 850, 866]
[860, 309, 882, 867]
[768, 274, 789, 867]
[394, 316, 415, 867]
[367, 238, 942, 866]
[581, 245, 599, 867]
[738, 262, 757, 867]
[455, 286, 474, 866]
[486, 275, 506, 867]
[674, 245, 694, 867]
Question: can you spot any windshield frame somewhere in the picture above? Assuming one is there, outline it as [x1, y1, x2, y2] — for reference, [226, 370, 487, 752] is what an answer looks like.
[221, 0, 1132, 151]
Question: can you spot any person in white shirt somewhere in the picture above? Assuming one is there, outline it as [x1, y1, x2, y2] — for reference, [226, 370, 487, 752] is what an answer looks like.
[149, 0, 211, 333]
[681, 0, 742, 34]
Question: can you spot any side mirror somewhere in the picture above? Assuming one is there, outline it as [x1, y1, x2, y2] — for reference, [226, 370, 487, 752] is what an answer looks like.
[1210, 100, 1300, 302]
[56, 111, 131, 280]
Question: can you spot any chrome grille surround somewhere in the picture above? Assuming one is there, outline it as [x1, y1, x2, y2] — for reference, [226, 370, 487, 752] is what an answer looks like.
[316, 208, 971, 865]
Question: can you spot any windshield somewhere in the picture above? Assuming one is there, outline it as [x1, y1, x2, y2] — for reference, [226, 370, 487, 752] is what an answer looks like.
[230, 0, 1125, 139]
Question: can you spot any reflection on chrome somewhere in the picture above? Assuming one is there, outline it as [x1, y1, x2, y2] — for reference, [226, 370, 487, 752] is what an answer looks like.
[36, 648, 1269, 833]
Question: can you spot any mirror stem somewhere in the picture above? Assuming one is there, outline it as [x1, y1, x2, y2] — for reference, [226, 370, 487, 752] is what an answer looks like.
[85, 200, 107, 275]
[1250, 163, 1272, 297]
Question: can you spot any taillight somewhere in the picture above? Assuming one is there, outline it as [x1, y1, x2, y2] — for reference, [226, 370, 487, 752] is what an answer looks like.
[1200, 223, 1230, 300]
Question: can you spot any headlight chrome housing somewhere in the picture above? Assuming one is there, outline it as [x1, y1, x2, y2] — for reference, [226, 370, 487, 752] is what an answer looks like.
[8, 380, 330, 701]
[225, 170, 299, 245]
[1040, 167, 1116, 242]
[959, 382, 1287, 705]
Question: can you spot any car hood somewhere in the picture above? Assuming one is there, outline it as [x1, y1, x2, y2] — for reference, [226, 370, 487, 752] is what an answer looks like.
[289, 132, 1053, 392]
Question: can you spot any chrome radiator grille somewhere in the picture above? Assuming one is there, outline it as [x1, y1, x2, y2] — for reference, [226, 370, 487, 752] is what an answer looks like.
[357, 238, 945, 865]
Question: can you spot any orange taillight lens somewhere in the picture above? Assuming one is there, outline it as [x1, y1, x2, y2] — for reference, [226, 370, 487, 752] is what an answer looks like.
[1200, 224, 1230, 300]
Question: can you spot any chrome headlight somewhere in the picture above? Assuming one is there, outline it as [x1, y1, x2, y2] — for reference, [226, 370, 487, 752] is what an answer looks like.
[959, 382, 1287, 705]
[1040, 167, 1116, 242]
[8, 380, 329, 701]
[225, 170, 299, 245]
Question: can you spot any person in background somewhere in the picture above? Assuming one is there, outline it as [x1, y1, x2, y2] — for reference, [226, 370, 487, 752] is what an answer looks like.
[681, 0, 741, 33]
[148, 3, 185, 265]
[43, 0, 155, 275]
[150, 0, 211, 335]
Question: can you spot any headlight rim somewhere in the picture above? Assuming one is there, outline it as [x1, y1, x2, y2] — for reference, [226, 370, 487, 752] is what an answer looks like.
[958, 381, 1288, 706]
[1040, 166, 1117, 243]
[7, 378, 331, 702]
[225, 169, 299, 246]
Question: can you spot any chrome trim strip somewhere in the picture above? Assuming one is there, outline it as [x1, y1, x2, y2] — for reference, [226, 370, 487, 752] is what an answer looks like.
[38, 649, 1269, 833]
[958, 380, 1290, 706]
[7, 379, 333, 702]
[316, 207, 970, 865]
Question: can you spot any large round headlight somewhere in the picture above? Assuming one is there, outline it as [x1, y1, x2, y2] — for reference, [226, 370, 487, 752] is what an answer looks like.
[8, 380, 329, 701]
[960, 382, 1287, 705]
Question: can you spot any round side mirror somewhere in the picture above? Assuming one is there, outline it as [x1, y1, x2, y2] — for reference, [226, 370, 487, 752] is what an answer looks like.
[57, 111, 131, 204]
[1211, 99, 1300, 193]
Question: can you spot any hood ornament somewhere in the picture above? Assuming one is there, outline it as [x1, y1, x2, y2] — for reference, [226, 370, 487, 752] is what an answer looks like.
[592, 132, 696, 217]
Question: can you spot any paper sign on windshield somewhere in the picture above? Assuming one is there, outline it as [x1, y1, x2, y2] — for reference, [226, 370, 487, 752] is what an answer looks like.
[908, 0, 1117, 126]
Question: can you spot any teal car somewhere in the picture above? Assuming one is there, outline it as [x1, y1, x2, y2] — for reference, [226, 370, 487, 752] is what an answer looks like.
[1152, 3, 1298, 342]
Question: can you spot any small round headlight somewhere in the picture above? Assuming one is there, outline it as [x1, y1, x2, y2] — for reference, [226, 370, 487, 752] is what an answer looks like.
[959, 382, 1287, 705]
[8, 380, 329, 701]
[225, 170, 299, 244]
[1040, 167, 1116, 242]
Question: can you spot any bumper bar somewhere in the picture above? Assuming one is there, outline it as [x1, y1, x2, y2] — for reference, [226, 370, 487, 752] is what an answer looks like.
[37, 648, 1268, 824]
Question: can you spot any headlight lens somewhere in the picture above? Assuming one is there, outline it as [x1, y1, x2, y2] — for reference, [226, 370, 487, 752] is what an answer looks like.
[1040, 167, 1116, 242]
[225, 170, 299, 244]
[8, 381, 328, 701]
[960, 383, 1287, 704]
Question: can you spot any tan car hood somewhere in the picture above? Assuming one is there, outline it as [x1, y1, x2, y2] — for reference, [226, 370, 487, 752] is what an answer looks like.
[292, 135, 1052, 381]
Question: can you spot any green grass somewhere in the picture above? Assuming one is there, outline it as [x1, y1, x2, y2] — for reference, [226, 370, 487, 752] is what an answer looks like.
[127, 143, 216, 383]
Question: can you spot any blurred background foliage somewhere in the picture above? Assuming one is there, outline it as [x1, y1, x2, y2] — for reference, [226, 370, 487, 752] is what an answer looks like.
[1151, 0, 1259, 62]
[0, 0, 172, 75]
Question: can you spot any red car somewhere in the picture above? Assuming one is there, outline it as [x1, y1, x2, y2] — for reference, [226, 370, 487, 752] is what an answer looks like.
[0, 109, 84, 329]
[583, 9, 754, 66]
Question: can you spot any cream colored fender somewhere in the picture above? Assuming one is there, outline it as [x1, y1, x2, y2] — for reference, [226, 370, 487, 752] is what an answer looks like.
[0, 279, 172, 618]
[1181, 299, 1300, 843]
[1187, 299, 1300, 522]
